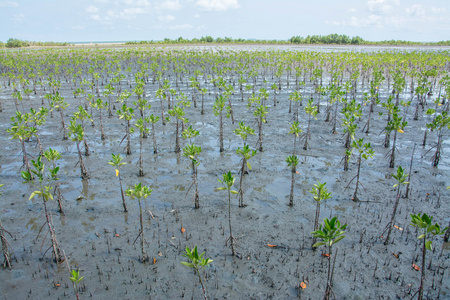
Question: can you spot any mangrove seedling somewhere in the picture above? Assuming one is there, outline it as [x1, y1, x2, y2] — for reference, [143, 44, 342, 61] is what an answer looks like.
[69, 269, 84, 300]
[73, 105, 92, 156]
[167, 105, 186, 153]
[385, 111, 407, 168]
[213, 95, 226, 152]
[135, 118, 150, 176]
[125, 183, 153, 262]
[217, 171, 239, 256]
[43, 148, 64, 214]
[383, 166, 409, 245]
[148, 114, 160, 154]
[91, 98, 107, 140]
[345, 138, 374, 202]
[302, 98, 318, 150]
[286, 155, 299, 207]
[312, 217, 347, 300]
[108, 153, 128, 212]
[68, 119, 90, 180]
[410, 213, 447, 300]
[22, 155, 63, 262]
[117, 103, 135, 155]
[236, 145, 257, 208]
[182, 126, 201, 208]
[181, 246, 213, 300]
[310, 181, 332, 248]
[288, 121, 303, 156]
[7, 110, 34, 178]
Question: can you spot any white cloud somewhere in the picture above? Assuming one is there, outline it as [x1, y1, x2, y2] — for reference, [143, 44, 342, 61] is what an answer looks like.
[405, 4, 425, 17]
[12, 13, 25, 22]
[347, 8, 356, 13]
[430, 6, 446, 14]
[86, 5, 98, 13]
[367, 0, 399, 15]
[169, 24, 193, 30]
[158, 14, 176, 22]
[196, 0, 240, 11]
[159, 0, 181, 11]
[193, 14, 200, 18]
[71, 25, 85, 30]
[0, 1, 18, 7]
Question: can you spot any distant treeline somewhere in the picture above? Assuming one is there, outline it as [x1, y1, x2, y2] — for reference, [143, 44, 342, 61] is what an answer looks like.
[126, 34, 450, 46]
[3, 35, 450, 48]
[1, 38, 71, 48]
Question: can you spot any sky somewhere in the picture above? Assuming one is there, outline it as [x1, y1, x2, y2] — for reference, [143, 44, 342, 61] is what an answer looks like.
[0, 0, 449, 43]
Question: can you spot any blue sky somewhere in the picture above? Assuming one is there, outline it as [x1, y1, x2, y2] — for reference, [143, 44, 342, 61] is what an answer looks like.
[1, 0, 449, 43]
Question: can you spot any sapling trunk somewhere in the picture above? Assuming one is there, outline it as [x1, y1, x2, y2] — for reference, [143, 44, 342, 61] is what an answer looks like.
[126, 120, 132, 155]
[76, 142, 89, 180]
[352, 154, 362, 201]
[227, 188, 235, 256]
[238, 158, 246, 208]
[43, 198, 63, 262]
[151, 122, 157, 154]
[192, 162, 200, 209]
[139, 134, 144, 177]
[60, 110, 68, 140]
[99, 110, 105, 140]
[219, 112, 224, 152]
[289, 166, 295, 207]
[0, 218, 13, 269]
[389, 130, 397, 168]
[138, 199, 148, 262]
[384, 185, 401, 245]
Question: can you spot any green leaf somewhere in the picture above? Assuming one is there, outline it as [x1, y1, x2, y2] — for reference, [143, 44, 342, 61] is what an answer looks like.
[418, 234, 426, 240]
[230, 190, 239, 194]
[217, 187, 227, 191]
[247, 161, 252, 170]
[29, 191, 42, 200]
[425, 240, 432, 251]
[180, 262, 194, 268]
[312, 242, 326, 248]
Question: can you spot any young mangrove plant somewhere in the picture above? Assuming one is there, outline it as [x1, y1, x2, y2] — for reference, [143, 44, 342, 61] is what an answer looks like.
[311, 216, 347, 300]
[286, 155, 299, 207]
[181, 246, 213, 300]
[22, 155, 63, 262]
[67, 266, 84, 300]
[167, 105, 186, 153]
[117, 103, 135, 155]
[345, 138, 374, 202]
[68, 119, 90, 180]
[91, 98, 107, 140]
[236, 144, 257, 208]
[302, 98, 318, 150]
[310, 181, 332, 247]
[125, 183, 153, 263]
[383, 166, 409, 245]
[289, 121, 303, 156]
[148, 114, 160, 154]
[43, 148, 64, 214]
[425, 111, 449, 167]
[135, 118, 150, 176]
[410, 213, 448, 300]
[385, 111, 407, 168]
[7, 111, 34, 178]
[217, 171, 239, 256]
[182, 126, 201, 209]
[108, 153, 128, 212]
[213, 95, 226, 152]
[50, 92, 70, 140]
[73, 106, 92, 156]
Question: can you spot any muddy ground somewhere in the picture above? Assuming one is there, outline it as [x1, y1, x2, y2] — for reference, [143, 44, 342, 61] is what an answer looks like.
[0, 46, 449, 299]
